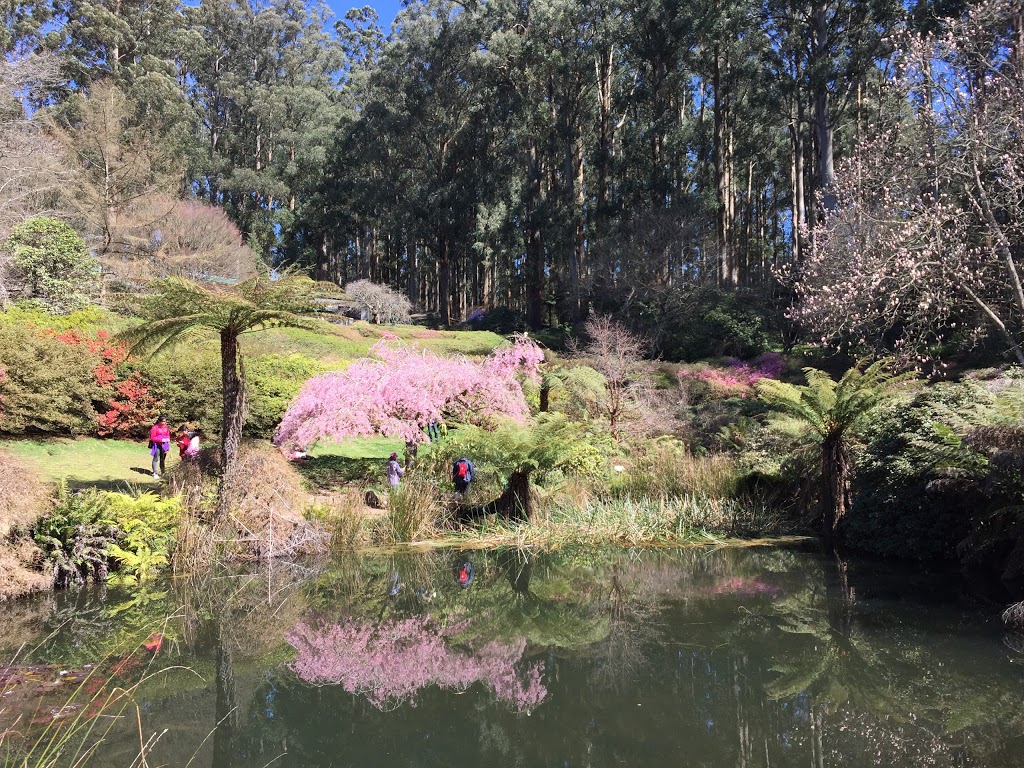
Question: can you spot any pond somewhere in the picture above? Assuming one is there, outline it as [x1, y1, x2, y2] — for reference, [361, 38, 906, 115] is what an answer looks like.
[0, 546, 1021, 767]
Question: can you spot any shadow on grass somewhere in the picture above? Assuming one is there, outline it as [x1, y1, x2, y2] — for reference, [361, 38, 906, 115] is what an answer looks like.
[296, 456, 383, 491]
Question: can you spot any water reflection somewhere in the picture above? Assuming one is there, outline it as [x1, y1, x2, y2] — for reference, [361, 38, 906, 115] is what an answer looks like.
[0, 547, 1021, 767]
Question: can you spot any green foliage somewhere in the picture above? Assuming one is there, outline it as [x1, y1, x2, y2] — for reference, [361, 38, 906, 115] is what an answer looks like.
[431, 414, 615, 488]
[245, 353, 329, 437]
[846, 382, 992, 560]
[134, 345, 221, 436]
[5, 217, 97, 314]
[34, 483, 180, 587]
[0, 323, 101, 434]
[0, 305, 113, 333]
[756, 360, 916, 444]
[543, 365, 606, 420]
[622, 288, 776, 361]
[611, 438, 740, 500]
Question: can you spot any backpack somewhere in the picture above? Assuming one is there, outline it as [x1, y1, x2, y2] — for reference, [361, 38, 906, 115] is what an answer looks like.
[456, 460, 468, 480]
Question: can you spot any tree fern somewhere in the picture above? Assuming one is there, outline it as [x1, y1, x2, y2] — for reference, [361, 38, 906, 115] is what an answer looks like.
[756, 360, 915, 541]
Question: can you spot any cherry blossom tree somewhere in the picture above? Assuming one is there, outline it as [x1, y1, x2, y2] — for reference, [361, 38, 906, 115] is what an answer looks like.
[275, 336, 543, 449]
[286, 615, 547, 712]
[791, 1, 1024, 365]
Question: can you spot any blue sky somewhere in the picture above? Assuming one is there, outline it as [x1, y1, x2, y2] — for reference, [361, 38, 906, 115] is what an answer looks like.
[326, 0, 403, 30]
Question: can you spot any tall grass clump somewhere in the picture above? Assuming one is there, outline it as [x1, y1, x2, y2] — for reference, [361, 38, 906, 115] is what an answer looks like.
[381, 473, 447, 544]
[614, 439, 740, 500]
[173, 442, 329, 563]
[453, 495, 778, 549]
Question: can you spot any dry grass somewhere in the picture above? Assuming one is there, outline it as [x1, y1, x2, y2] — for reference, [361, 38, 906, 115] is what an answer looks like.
[0, 449, 49, 538]
[614, 442, 739, 500]
[170, 442, 329, 567]
[380, 474, 450, 545]
[218, 443, 329, 560]
[0, 537, 51, 601]
[0, 451, 52, 600]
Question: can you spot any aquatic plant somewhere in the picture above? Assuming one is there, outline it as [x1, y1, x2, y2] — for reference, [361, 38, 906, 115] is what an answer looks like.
[286, 615, 546, 712]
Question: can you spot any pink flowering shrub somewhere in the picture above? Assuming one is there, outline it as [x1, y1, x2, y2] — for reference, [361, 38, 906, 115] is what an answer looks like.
[678, 353, 784, 399]
[285, 615, 547, 712]
[276, 336, 543, 447]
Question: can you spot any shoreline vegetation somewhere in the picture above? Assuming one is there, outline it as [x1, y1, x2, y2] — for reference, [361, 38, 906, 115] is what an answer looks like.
[2, 304, 1024, 608]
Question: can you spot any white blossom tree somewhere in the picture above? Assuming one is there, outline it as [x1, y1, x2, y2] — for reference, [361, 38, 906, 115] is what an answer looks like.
[792, 1, 1024, 365]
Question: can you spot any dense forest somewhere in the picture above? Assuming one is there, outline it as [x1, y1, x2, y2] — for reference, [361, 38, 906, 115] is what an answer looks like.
[1, 0, 1020, 360]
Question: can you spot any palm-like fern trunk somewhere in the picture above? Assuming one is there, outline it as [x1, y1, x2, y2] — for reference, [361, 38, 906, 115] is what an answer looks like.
[217, 327, 245, 515]
[821, 433, 851, 543]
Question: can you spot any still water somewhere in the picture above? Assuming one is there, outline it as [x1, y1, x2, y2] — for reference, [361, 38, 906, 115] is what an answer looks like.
[0, 546, 1021, 767]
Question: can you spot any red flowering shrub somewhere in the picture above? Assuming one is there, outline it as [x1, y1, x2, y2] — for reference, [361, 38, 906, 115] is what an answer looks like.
[47, 330, 163, 437]
[96, 374, 162, 437]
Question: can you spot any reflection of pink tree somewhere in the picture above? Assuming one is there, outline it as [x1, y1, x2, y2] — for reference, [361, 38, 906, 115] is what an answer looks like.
[285, 616, 547, 712]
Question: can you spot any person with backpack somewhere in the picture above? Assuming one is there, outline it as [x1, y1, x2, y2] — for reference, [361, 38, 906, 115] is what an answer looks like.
[149, 415, 171, 479]
[386, 451, 405, 487]
[452, 457, 474, 495]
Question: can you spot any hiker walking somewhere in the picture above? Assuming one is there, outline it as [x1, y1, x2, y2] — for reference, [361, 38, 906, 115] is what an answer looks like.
[386, 451, 405, 487]
[427, 419, 442, 443]
[452, 457, 474, 496]
[149, 415, 171, 478]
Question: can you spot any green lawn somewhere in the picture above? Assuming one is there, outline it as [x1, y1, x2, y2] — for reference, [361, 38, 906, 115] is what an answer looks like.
[297, 436, 405, 491]
[241, 323, 506, 363]
[0, 437, 166, 491]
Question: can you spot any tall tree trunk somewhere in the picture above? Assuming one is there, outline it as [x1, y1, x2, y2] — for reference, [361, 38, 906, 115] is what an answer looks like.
[525, 139, 544, 330]
[812, 3, 837, 212]
[714, 44, 736, 287]
[217, 327, 245, 515]
[437, 233, 451, 326]
[821, 434, 850, 544]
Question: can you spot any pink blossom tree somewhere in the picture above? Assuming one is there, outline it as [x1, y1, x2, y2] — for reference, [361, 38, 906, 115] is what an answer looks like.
[285, 615, 547, 712]
[791, 1, 1024, 365]
[275, 336, 543, 448]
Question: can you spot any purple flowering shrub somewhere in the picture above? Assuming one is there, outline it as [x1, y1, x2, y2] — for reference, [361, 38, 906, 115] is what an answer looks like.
[678, 352, 784, 399]
[286, 615, 547, 712]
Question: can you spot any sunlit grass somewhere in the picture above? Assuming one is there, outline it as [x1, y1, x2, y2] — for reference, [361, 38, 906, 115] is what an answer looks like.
[0, 437, 164, 492]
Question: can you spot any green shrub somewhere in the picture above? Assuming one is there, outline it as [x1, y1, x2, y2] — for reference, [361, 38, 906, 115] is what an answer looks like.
[245, 353, 329, 437]
[5, 216, 97, 313]
[429, 414, 615, 490]
[845, 382, 993, 560]
[139, 346, 222, 436]
[0, 323, 102, 433]
[0, 304, 112, 332]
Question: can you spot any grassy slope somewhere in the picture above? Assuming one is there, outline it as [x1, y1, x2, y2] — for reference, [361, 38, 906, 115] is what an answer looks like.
[240, 322, 504, 363]
[0, 437, 167, 491]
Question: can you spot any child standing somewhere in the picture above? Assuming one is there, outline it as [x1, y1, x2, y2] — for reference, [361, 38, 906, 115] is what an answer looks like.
[386, 452, 405, 487]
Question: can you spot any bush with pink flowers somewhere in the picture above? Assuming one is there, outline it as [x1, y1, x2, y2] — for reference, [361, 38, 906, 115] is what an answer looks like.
[678, 353, 784, 400]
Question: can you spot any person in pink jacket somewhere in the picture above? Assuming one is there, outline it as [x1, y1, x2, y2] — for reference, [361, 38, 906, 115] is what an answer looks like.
[149, 415, 171, 478]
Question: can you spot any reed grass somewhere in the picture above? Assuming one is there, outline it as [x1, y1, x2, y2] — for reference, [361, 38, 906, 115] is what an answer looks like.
[441, 493, 780, 550]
